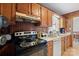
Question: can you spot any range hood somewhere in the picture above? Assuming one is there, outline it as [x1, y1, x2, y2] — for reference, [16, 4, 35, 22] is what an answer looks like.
[16, 12, 41, 26]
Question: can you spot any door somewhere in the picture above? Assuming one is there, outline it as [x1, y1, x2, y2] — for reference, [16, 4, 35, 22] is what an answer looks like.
[0, 43, 15, 56]
[47, 10, 52, 27]
[47, 41, 53, 56]
[41, 6, 48, 27]
[61, 37, 65, 55]
[1, 4, 16, 24]
[31, 3, 40, 17]
[69, 35, 72, 47]
[11, 4, 16, 24]
[16, 3, 31, 15]
[1, 4, 12, 24]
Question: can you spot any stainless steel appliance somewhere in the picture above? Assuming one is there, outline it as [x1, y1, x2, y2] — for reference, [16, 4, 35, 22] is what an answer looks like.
[12, 31, 47, 55]
[16, 12, 41, 26]
[13, 31, 47, 48]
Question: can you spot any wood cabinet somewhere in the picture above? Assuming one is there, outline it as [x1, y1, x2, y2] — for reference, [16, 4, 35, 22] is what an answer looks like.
[68, 35, 72, 47]
[0, 43, 15, 56]
[47, 10, 52, 27]
[16, 3, 41, 17]
[61, 37, 65, 55]
[61, 35, 72, 55]
[1, 3, 16, 24]
[47, 41, 53, 56]
[41, 6, 48, 27]
[16, 3, 53, 27]
[11, 4, 16, 24]
[31, 3, 40, 17]
[16, 3, 31, 15]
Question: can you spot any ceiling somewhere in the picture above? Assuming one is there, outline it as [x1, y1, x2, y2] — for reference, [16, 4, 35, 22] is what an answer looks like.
[40, 3, 79, 15]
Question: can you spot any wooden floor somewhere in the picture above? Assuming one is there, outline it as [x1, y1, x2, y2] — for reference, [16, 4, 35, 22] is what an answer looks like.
[63, 46, 79, 56]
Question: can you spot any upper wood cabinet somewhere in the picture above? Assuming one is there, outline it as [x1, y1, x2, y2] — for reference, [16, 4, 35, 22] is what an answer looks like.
[0, 4, 1, 14]
[16, 3, 31, 15]
[11, 4, 16, 24]
[41, 6, 48, 27]
[1, 4, 16, 24]
[31, 3, 41, 17]
[47, 10, 52, 27]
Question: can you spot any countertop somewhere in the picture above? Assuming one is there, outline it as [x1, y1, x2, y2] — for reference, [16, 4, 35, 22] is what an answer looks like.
[40, 32, 72, 42]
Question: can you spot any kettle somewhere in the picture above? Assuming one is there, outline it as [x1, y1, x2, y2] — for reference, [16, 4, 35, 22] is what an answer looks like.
[37, 31, 42, 38]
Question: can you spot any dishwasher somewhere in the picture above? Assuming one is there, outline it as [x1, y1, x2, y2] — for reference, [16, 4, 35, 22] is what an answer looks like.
[53, 39, 61, 56]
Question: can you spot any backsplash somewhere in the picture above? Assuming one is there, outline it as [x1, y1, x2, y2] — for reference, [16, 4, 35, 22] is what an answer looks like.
[9, 22, 48, 34]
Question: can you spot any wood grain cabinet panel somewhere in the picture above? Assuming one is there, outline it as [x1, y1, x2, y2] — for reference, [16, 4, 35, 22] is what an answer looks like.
[61, 37, 65, 55]
[16, 3, 30, 15]
[68, 35, 72, 47]
[1, 3, 16, 24]
[31, 3, 40, 17]
[47, 41, 53, 56]
[41, 6, 48, 27]
[0, 43, 15, 56]
[47, 10, 52, 27]
[1, 4, 12, 24]
[11, 4, 16, 24]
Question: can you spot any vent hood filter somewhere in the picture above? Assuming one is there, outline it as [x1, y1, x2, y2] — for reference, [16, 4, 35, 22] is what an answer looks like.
[16, 12, 41, 26]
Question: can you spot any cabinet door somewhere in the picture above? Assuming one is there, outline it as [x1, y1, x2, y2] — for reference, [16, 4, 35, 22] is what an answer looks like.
[53, 40, 61, 56]
[1, 4, 16, 24]
[47, 41, 53, 56]
[11, 4, 16, 24]
[16, 3, 30, 15]
[0, 43, 15, 56]
[31, 3, 40, 17]
[47, 10, 52, 27]
[64, 36, 69, 50]
[61, 37, 65, 55]
[1, 4, 12, 24]
[68, 35, 72, 47]
[41, 7, 48, 27]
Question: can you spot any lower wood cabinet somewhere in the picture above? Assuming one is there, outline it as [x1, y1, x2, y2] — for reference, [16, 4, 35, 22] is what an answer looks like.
[0, 43, 15, 56]
[47, 35, 72, 56]
[47, 41, 53, 56]
[61, 37, 65, 55]
[61, 34, 72, 55]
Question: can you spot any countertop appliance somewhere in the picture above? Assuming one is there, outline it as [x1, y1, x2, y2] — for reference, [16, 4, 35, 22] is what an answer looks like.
[60, 28, 65, 33]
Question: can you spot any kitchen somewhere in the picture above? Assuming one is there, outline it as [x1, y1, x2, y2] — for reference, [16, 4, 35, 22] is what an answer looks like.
[0, 3, 78, 56]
